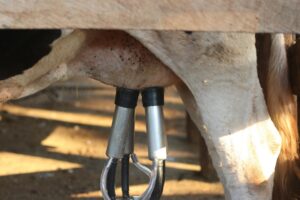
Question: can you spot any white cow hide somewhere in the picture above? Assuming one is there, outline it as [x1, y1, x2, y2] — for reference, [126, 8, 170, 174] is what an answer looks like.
[0, 30, 283, 200]
[127, 31, 282, 200]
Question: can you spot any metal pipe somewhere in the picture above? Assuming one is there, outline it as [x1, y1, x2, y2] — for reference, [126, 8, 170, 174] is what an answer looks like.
[142, 87, 167, 200]
[106, 106, 135, 159]
[101, 87, 139, 200]
[150, 160, 165, 200]
[145, 106, 167, 161]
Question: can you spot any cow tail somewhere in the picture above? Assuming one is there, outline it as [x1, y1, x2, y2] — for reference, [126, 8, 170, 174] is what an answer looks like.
[263, 34, 300, 200]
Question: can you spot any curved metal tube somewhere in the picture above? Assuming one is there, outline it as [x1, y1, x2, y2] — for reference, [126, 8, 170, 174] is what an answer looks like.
[100, 158, 115, 200]
[138, 160, 159, 200]
[131, 154, 151, 177]
[101, 156, 160, 200]
[150, 160, 165, 200]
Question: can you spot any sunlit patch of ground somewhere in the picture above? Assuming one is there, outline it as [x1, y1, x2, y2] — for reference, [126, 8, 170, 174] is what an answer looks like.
[72, 180, 223, 199]
[0, 152, 81, 176]
[0, 78, 224, 200]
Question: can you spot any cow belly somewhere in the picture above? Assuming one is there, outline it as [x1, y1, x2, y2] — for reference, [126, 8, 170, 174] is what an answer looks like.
[0, 30, 177, 102]
[128, 31, 282, 200]
[68, 30, 178, 89]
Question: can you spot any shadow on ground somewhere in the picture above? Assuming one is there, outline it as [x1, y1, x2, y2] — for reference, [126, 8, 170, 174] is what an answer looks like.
[0, 79, 224, 200]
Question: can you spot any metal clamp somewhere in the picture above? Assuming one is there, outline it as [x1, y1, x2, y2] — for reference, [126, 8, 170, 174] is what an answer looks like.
[100, 87, 167, 200]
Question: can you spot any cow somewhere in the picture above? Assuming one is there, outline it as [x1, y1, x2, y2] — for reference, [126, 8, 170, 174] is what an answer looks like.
[0, 29, 299, 200]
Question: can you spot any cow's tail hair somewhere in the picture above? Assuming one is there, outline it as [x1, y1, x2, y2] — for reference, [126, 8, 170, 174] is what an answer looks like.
[265, 34, 300, 200]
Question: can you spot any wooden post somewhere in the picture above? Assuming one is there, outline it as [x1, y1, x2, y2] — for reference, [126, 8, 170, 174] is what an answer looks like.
[0, 0, 300, 33]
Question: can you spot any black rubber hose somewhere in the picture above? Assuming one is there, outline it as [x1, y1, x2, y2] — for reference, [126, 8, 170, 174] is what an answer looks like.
[107, 159, 118, 199]
[121, 154, 130, 198]
[150, 160, 166, 200]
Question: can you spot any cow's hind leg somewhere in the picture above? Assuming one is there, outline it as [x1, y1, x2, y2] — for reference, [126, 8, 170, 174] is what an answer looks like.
[186, 112, 218, 181]
[128, 31, 282, 200]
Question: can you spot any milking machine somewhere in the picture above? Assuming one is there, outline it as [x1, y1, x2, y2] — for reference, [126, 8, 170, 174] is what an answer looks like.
[100, 87, 167, 200]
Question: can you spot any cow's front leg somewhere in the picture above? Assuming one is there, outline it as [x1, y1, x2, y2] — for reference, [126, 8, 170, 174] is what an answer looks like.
[128, 31, 282, 200]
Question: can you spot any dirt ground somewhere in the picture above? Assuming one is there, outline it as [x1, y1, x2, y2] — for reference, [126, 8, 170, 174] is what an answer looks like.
[0, 78, 224, 200]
